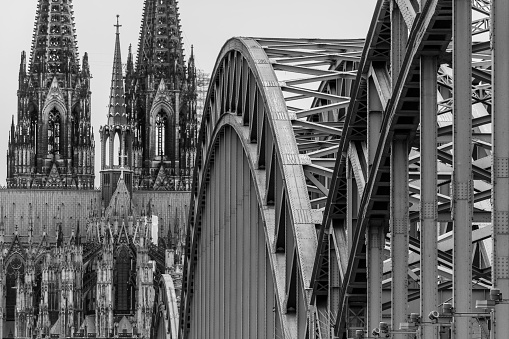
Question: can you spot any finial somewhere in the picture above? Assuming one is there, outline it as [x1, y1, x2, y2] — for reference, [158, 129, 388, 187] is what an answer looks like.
[114, 15, 122, 34]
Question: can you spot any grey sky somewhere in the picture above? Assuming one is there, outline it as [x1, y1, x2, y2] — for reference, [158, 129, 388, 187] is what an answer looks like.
[0, 0, 375, 186]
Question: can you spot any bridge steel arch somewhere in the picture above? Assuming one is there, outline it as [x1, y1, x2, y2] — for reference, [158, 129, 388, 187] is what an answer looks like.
[180, 37, 362, 338]
[153, 274, 180, 339]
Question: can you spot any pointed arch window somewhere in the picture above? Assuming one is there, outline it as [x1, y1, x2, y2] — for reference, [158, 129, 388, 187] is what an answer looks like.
[6, 257, 25, 321]
[115, 247, 132, 314]
[156, 111, 168, 157]
[48, 108, 61, 154]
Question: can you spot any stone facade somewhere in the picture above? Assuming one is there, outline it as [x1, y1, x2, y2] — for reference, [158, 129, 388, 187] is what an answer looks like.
[1, 0, 197, 338]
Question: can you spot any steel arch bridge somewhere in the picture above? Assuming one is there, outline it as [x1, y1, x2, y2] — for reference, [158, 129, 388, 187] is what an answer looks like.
[179, 36, 362, 338]
[174, 1, 509, 339]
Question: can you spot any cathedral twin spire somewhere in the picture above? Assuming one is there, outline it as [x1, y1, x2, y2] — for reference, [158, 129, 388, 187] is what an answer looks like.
[7, 0, 197, 195]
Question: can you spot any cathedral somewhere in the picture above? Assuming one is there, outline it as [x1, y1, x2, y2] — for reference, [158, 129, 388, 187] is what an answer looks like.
[2, 0, 197, 337]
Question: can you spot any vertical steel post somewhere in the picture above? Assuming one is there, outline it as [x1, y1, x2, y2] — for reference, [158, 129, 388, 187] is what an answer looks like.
[391, 137, 409, 339]
[367, 222, 385, 335]
[452, 1, 473, 338]
[491, 1, 509, 338]
[419, 55, 438, 339]
[367, 77, 385, 336]
[346, 160, 353, 252]
[391, 2, 408, 338]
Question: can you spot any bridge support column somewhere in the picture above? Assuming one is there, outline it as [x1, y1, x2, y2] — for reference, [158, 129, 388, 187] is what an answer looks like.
[391, 2, 409, 338]
[452, 1, 473, 338]
[419, 55, 438, 339]
[391, 137, 409, 339]
[491, 1, 509, 338]
[366, 220, 385, 335]
[366, 74, 385, 336]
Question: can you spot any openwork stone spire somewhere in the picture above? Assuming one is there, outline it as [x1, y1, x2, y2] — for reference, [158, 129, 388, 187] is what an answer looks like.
[29, 0, 80, 80]
[108, 15, 127, 126]
[136, 0, 186, 88]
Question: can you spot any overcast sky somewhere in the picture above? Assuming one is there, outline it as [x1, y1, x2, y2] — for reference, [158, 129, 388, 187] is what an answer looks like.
[0, 0, 375, 186]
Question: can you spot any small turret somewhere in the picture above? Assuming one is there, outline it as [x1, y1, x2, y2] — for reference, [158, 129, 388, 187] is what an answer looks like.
[125, 44, 134, 94]
[19, 51, 27, 89]
[56, 223, 63, 247]
[82, 52, 90, 78]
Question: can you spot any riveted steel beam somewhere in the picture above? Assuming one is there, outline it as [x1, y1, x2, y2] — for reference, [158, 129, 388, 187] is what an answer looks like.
[420, 54, 439, 339]
[452, 1, 473, 338]
[491, 0, 509, 337]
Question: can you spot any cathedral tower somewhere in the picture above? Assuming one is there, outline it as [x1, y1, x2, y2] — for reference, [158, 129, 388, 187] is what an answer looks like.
[127, 0, 198, 191]
[7, 0, 95, 189]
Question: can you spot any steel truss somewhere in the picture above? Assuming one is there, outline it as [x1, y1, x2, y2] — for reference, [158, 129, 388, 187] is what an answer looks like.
[181, 0, 506, 338]
[313, 0, 495, 339]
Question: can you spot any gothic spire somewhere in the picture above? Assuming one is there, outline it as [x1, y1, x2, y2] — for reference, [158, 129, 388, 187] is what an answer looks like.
[125, 44, 134, 92]
[136, 0, 186, 87]
[108, 15, 127, 125]
[29, 0, 80, 78]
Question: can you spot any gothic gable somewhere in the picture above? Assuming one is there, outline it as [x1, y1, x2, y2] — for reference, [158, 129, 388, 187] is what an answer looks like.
[150, 79, 174, 123]
[153, 165, 174, 191]
[105, 176, 133, 220]
[6, 234, 25, 262]
[117, 316, 133, 334]
[42, 77, 67, 121]
[45, 163, 63, 188]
